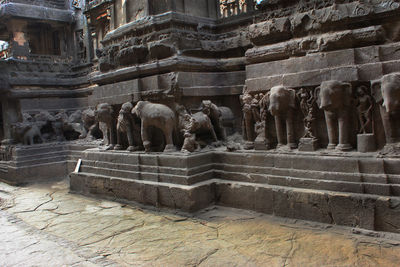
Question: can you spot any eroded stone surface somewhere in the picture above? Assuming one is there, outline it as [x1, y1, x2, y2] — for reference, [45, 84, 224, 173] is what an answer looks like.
[1, 180, 400, 266]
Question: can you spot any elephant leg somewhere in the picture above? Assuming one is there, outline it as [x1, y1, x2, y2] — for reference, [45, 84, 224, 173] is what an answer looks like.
[244, 113, 254, 141]
[125, 125, 139, 151]
[380, 105, 396, 144]
[141, 122, 151, 152]
[286, 113, 297, 149]
[209, 125, 218, 142]
[275, 115, 285, 148]
[114, 127, 124, 150]
[337, 112, 352, 151]
[324, 111, 338, 149]
[163, 125, 176, 152]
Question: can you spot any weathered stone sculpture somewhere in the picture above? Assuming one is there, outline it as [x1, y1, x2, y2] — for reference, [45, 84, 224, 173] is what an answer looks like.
[356, 85, 375, 152]
[371, 73, 400, 144]
[241, 93, 257, 149]
[12, 114, 44, 146]
[95, 103, 117, 150]
[316, 80, 353, 151]
[65, 110, 87, 139]
[115, 102, 142, 152]
[297, 88, 318, 151]
[200, 100, 226, 141]
[82, 108, 102, 140]
[131, 101, 176, 152]
[267, 86, 297, 149]
[187, 111, 218, 143]
[181, 132, 200, 153]
[356, 86, 374, 134]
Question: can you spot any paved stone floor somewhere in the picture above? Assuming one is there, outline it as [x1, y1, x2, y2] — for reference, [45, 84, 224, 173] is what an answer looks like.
[1, 180, 400, 266]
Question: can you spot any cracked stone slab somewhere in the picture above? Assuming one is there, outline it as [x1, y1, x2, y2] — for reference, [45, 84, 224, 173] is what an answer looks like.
[1, 180, 400, 266]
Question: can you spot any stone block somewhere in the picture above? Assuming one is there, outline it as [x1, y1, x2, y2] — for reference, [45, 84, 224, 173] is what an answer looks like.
[328, 194, 375, 230]
[298, 138, 319, 151]
[357, 134, 377, 152]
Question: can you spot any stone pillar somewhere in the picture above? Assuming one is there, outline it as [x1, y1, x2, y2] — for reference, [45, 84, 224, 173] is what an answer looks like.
[1, 97, 21, 146]
[122, 0, 128, 25]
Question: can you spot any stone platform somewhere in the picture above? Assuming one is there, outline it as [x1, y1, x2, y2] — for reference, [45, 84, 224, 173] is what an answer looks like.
[70, 148, 400, 234]
[0, 142, 96, 185]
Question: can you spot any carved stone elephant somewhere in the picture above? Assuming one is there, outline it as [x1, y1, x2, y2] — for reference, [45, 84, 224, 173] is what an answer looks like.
[131, 101, 176, 152]
[95, 103, 116, 149]
[185, 112, 218, 142]
[115, 102, 142, 151]
[12, 122, 43, 145]
[267, 86, 297, 149]
[316, 80, 353, 151]
[200, 100, 226, 140]
[372, 73, 400, 144]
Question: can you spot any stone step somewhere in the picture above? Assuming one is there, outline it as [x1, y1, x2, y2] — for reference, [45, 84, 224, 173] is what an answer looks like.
[13, 150, 68, 162]
[13, 155, 68, 167]
[81, 149, 213, 169]
[81, 159, 214, 177]
[214, 170, 392, 196]
[215, 152, 400, 175]
[78, 165, 212, 186]
[213, 163, 395, 184]
[0, 162, 8, 173]
[70, 172, 215, 212]
[12, 143, 69, 157]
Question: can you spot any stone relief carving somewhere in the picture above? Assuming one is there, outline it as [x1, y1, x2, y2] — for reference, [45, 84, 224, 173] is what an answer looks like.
[267, 86, 297, 149]
[131, 101, 176, 152]
[115, 102, 142, 152]
[12, 113, 43, 145]
[371, 73, 400, 145]
[356, 85, 374, 134]
[95, 103, 117, 150]
[316, 80, 353, 151]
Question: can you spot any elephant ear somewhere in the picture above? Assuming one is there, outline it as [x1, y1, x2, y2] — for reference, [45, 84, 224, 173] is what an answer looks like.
[287, 88, 297, 109]
[342, 82, 353, 106]
[314, 86, 321, 108]
[371, 79, 383, 104]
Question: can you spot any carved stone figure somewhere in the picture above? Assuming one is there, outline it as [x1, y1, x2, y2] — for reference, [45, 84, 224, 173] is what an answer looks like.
[12, 121, 43, 145]
[185, 111, 218, 142]
[131, 101, 176, 152]
[65, 110, 87, 139]
[316, 80, 353, 151]
[267, 86, 297, 149]
[201, 100, 226, 140]
[82, 108, 102, 140]
[115, 102, 142, 152]
[95, 103, 117, 150]
[52, 112, 66, 141]
[356, 85, 374, 134]
[241, 93, 257, 148]
[297, 88, 317, 139]
[181, 132, 199, 153]
[371, 73, 400, 144]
